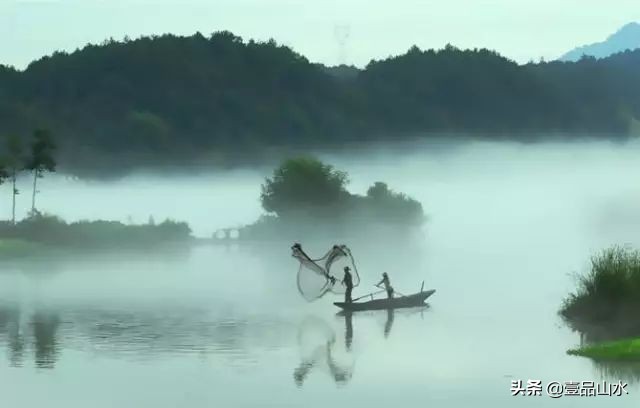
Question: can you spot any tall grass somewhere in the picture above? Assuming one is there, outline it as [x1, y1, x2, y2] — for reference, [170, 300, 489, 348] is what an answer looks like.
[561, 246, 640, 332]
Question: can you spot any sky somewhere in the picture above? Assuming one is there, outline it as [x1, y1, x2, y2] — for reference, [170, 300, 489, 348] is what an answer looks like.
[1, 0, 639, 69]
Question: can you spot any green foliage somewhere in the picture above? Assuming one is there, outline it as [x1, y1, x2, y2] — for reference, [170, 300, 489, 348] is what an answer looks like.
[568, 338, 640, 362]
[246, 158, 425, 240]
[2, 33, 640, 175]
[0, 239, 47, 259]
[0, 212, 192, 250]
[260, 157, 350, 218]
[25, 129, 56, 174]
[362, 182, 425, 226]
[4, 135, 25, 167]
[560, 246, 640, 328]
[0, 158, 8, 184]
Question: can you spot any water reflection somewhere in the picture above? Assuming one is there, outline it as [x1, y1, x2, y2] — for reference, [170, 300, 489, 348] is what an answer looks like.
[0, 302, 293, 369]
[569, 324, 640, 386]
[593, 361, 640, 385]
[32, 312, 61, 369]
[337, 308, 397, 340]
[0, 304, 60, 369]
[384, 309, 394, 339]
[344, 312, 352, 351]
[293, 310, 400, 388]
[293, 316, 354, 387]
[0, 305, 25, 367]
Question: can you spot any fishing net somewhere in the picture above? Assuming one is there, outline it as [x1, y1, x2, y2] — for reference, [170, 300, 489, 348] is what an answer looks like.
[291, 243, 361, 302]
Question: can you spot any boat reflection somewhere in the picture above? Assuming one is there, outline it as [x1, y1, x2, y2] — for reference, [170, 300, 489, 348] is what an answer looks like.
[337, 307, 397, 340]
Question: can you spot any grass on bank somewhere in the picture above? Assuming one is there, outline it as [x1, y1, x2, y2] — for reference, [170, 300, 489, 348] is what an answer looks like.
[560, 245, 640, 327]
[568, 338, 640, 362]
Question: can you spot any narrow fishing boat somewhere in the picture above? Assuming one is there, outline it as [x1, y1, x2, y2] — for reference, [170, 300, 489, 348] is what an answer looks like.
[334, 288, 436, 312]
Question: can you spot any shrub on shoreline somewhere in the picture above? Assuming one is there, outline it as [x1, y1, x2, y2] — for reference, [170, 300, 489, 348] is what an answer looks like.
[0, 212, 192, 250]
[568, 338, 640, 362]
[560, 246, 640, 334]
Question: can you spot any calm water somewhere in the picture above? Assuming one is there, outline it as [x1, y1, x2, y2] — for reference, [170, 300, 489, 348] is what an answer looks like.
[2, 139, 640, 407]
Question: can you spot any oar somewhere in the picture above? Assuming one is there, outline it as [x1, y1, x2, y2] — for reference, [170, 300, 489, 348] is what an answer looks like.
[375, 284, 407, 298]
[353, 290, 386, 302]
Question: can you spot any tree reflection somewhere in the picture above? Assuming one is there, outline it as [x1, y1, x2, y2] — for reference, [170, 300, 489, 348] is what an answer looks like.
[593, 361, 640, 385]
[570, 323, 640, 386]
[32, 312, 61, 369]
[0, 304, 60, 369]
[0, 305, 25, 367]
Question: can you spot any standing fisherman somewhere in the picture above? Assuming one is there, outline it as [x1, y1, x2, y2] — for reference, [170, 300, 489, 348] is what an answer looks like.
[342, 266, 353, 303]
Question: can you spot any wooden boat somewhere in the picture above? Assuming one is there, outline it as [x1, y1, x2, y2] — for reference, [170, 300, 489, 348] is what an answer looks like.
[334, 289, 436, 312]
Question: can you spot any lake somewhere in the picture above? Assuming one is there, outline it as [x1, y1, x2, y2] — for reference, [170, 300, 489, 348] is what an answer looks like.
[1, 138, 640, 407]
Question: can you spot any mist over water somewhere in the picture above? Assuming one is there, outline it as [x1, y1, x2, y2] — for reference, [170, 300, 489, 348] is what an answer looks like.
[2, 138, 640, 407]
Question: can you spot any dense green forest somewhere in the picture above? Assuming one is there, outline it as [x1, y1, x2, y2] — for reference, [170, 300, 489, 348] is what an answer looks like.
[1, 31, 640, 177]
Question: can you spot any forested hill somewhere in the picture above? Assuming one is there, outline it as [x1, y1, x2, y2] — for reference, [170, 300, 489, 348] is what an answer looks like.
[1, 31, 640, 177]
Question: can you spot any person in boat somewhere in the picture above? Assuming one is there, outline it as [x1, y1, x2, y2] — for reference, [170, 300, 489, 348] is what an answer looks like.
[376, 272, 394, 299]
[342, 266, 353, 303]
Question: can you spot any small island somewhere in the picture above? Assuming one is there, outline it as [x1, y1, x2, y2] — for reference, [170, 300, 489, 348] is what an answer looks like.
[233, 157, 426, 243]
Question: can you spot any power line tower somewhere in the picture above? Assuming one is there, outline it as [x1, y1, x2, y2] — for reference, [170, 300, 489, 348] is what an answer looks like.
[334, 24, 351, 66]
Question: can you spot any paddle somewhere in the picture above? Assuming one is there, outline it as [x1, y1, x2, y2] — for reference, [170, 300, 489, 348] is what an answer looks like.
[352, 290, 386, 302]
[374, 284, 407, 298]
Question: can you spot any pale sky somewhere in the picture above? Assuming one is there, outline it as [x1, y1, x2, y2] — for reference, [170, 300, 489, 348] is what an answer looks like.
[1, 0, 639, 69]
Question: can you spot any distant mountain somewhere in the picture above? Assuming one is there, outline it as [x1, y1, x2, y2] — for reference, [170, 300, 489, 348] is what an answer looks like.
[560, 22, 640, 61]
[1, 32, 640, 177]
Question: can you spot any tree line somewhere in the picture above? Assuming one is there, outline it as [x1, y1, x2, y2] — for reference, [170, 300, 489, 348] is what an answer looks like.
[1, 32, 639, 177]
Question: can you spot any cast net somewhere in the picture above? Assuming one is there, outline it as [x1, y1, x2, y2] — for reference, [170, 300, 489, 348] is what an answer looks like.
[291, 243, 361, 302]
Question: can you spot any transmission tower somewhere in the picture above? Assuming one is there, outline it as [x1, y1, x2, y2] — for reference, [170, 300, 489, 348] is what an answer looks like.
[334, 24, 351, 66]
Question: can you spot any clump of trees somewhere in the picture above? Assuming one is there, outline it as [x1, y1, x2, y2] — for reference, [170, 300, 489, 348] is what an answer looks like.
[0, 129, 193, 251]
[260, 157, 351, 220]
[0, 129, 57, 223]
[242, 157, 425, 240]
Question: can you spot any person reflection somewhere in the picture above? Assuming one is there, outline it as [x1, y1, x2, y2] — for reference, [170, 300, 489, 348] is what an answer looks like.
[293, 360, 315, 387]
[293, 317, 353, 387]
[344, 312, 353, 351]
[326, 337, 352, 386]
[384, 308, 395, 339]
